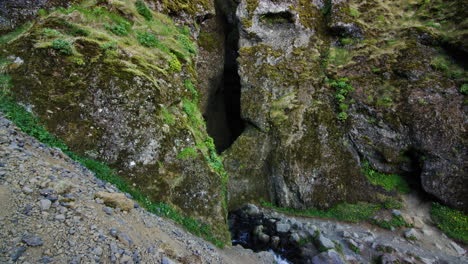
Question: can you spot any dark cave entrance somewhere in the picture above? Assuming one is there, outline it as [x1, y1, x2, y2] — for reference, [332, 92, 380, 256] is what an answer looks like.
[204, 1, 245, 153]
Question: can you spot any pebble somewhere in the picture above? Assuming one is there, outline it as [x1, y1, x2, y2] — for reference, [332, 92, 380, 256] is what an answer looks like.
[55, 214, 66, 221]
[39, 199, 52, 211]
[103, 206, 114, 215]
[22, 234, 43, 247]
[22, 186, 33, 194]
[10, 246, 26, 261]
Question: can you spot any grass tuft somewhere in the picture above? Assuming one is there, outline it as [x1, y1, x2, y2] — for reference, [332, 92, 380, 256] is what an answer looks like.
[136, 0, 153, 21]
[362, 161, 410, 194]
[52, 39, 73, 55]
[431, 203, 468, 243]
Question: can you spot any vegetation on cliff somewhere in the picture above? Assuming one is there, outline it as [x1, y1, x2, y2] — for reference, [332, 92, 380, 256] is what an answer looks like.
[0, 0, 231, 245]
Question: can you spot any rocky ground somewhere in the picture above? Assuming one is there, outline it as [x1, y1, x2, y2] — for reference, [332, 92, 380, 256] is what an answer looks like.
[0, 114, 276, 264]
[231, 202, 467, 264]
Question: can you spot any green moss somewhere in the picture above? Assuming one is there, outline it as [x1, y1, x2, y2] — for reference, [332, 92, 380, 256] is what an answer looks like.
[137, 32, 159, 47]
[293, 0, 322, 29]
[362, 161, 410, 194]
[0, 22, 33, 44]
[348, 8, 360, 18]
[262, 201, 381, 223]
[169, 53, 182, 72]
[178, 35, 196, 55]
[52, 39, 73, 55]
[329, 47, 351, 66]
[198, 31, 219, 52]
[376, 97, 393, 108]
[177, 147, 198, 160]
[349, 243, 360, 254]
[330, 78, 354, 121]
[135, 0, 153, 21]
[373, 215, 411, 230]
[245, 0, 259, 15]
[107, 24, 129, 36]
[160, 106, 175, 125]
[431, 203, 468, 243]
[430, 55, 465, 79]
[43, 28, 63, 37]
[461, 84, 468, 95]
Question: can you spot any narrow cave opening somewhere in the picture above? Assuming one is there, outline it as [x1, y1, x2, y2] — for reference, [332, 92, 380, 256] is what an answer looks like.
[204, 2, 245, 153]
[400, 147, 440, 203]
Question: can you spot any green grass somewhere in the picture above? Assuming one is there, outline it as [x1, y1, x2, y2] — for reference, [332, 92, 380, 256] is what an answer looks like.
[431, 203, 468, 243]
[52, 39, 73, 55]
[177, 147, 198, 160]
[137, 32, 159, 47]
[330, 77, 354, 121]
[0, 74, 12, 90]
[460, 84, 468, 95]
[262, 201, 381, 223]
[0, 22, 32, 44]
[362, 161, 410, 194]
[0, 91, 226, 247]
[262, 200, 411, 230]
[135, 0, 153, 21]
[373, 215, 411, 230]
[348, 8, 360, 17]
[160, 106, 175, 125]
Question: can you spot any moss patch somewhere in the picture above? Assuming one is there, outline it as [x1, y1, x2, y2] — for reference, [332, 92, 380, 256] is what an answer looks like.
[431, 203, 468, 243]
[362, 161, 410, 194]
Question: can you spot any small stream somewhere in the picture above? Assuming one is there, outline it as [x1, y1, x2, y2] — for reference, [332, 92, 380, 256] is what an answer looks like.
[229, 206, 303, 264]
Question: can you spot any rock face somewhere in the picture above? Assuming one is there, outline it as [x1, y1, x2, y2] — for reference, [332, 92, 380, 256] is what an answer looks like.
[0, 0, 230, 242]
[225, 0, 467, 212]
[0, 0, 73, 33]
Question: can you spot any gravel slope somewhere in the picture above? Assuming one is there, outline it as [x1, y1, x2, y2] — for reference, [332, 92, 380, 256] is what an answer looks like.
[0, 114, 275, 264]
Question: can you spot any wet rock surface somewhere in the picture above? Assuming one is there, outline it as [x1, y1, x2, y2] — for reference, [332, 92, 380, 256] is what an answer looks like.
[0, 0, 72, 33]
[229, 204, 467, 264]
[226, 0, 467, 213]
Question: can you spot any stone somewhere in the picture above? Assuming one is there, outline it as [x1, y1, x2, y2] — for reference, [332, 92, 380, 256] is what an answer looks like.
[10, 246, 26, 261]
[290, 232, 300, 243]
[94, 192, 134, 211]
[22, 186, 33, 194]
[271, 236, 280, 249]
[50, 180, 75, 194]
[103, 206, 114, 215]
[258, 233, 270, 243]
[391, 210, 401, 216]
[244, 204, 260, 216]
[276, 222, 291, 233]
[404, 229, 419, 240]
[380, 253, 399, 264]
[40, 257, 54, 263]
[412, 217, 424, 229]
[253, 225, 263, 235]
[311, 250, 346, 264]
[162, 257, 175, 264]
[55, 214, 66, 221]
[39, 199, 52, 211]
[450, 241, 466, 256]
[316, 235, 335, 250]
[117, 232, 134, 247]
[93, 247, 103, 256]
[22, 234, 43, 247]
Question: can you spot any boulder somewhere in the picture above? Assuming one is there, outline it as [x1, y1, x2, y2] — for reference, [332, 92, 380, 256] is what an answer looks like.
[94, 192, 134, 211]
[311, 250, 346, 264]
